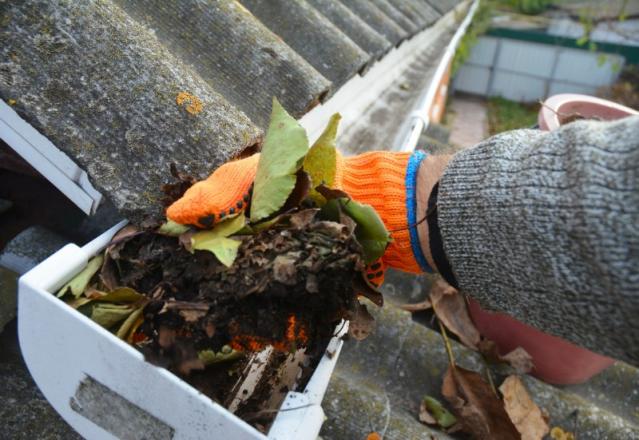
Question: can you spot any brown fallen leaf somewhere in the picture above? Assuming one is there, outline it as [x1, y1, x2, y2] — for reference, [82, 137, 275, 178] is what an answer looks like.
[107, 225, 140, 259]
[278, 170, 311, 214]
[352, 272, 384, 307]
[479, 340, 534, 374]
[500, 375, 549, 440]
[502, 347, 534, 375]
[288, 208, 319, 229]
[442, 365, 519, 440]
[430, 279, 480, 349]
[316, 184, 350, 201]
[99, 254, 119, 291]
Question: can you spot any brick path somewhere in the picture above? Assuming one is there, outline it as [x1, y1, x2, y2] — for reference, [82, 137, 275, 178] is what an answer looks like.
[447, 95, 488, 148]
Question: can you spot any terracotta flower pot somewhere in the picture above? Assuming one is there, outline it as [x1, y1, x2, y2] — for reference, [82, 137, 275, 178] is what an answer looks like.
[538, 93, 638, 131]
[469, 94, 637, 385]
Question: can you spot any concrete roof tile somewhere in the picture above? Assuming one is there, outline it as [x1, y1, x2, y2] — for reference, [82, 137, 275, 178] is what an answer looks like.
[115, 0, 331, 128]
[308, 0, 392, 59]
[339, 0, 409, 46]
[240, 0, 370, 90]
[1, 0, 262, 221]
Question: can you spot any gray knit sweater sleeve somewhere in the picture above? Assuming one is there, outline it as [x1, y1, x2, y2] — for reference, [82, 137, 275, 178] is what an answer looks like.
[437, 116, 639, 364]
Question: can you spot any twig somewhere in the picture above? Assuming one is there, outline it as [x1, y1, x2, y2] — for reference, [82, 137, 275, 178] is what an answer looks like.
[538, 100, 603, 123]
[483, 359, 498, 397]
[438, 318, 456, 368]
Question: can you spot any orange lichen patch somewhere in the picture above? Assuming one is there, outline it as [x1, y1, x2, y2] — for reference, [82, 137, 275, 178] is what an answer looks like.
[7, 98, 17, 106]
[230, 314, 308, 352]
[366, 433, 381, 440]
[176, 91, 203, 115]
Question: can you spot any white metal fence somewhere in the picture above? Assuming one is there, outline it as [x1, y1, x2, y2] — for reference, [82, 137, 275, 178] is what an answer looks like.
[452, 36, 625, 102]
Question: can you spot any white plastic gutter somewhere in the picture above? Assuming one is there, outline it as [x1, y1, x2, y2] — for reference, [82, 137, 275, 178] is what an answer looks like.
[394, 0, 481, 152]
[300, 1, 471, 143]
[0, 100, 103, 215]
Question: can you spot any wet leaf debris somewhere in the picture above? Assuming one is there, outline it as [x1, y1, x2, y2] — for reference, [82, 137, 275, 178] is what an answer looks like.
[54, 98, 390, 428]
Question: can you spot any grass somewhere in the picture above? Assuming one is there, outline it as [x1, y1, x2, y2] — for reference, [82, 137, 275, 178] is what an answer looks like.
[486, 97, 539, 135]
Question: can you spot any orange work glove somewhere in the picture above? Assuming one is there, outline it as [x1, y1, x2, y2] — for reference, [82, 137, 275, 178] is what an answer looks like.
[166, 150, 432, 286]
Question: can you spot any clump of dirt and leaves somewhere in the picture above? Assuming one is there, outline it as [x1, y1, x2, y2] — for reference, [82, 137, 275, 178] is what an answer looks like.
[55, 98, 389, 429]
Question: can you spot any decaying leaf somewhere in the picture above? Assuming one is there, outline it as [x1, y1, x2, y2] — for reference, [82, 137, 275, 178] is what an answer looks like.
[66, 296, 93, 309]
[315, 184, 350, 201]
[116, 306, 145, 340]
[348, 302, 375, 340]
[278, 170, 312, 214]
[191, 214, 246, 267]
[107, 225, 140, 259]
[199, 345, 243, 365]
[288, 209, 319, 229]
[273, 255, 297, 286]
[99, 254, 119, 291]
[303, 113, 340, 205]
[502, 347, 534, 375]
[158, 219, 191, 236]
[179, 307, 209, 323]
[90, 303, 137, 329]
[57, 255, 104, 298]
[419, 396, 457, 428]
[352, 273, 384, 307]
[86, 286, 145, 303]
[478, 340, 534, 374]
[250, 98, 309, 222]
[442, 365, 520, 439]
[430, 279, 480, 349]
[500, 375, 549, 440]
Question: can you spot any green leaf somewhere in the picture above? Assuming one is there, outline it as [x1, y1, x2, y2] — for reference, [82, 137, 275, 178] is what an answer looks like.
[191, 215, 246, 266]
[197, 237, 241, 267]
[90, 303, 135, 329]
[303, 113, 340, 205]
[576, 35, 588, 46]
[250, 98, 309, 222]
[198, 345, 243, 365]
[420, 396, 457, 428]
[158, 219, 190, 236]
[57, 255, 104, 298]
[337, 199, 391, 264]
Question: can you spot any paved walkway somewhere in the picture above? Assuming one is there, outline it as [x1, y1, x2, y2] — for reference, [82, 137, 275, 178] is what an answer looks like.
[447, 95, 489, 148]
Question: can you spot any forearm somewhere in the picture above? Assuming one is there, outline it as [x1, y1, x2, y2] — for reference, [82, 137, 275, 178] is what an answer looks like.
[418, 116, 639, 364]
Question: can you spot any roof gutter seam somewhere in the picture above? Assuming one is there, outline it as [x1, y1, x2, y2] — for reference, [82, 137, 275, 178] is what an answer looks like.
[394, 0, 480, 152]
